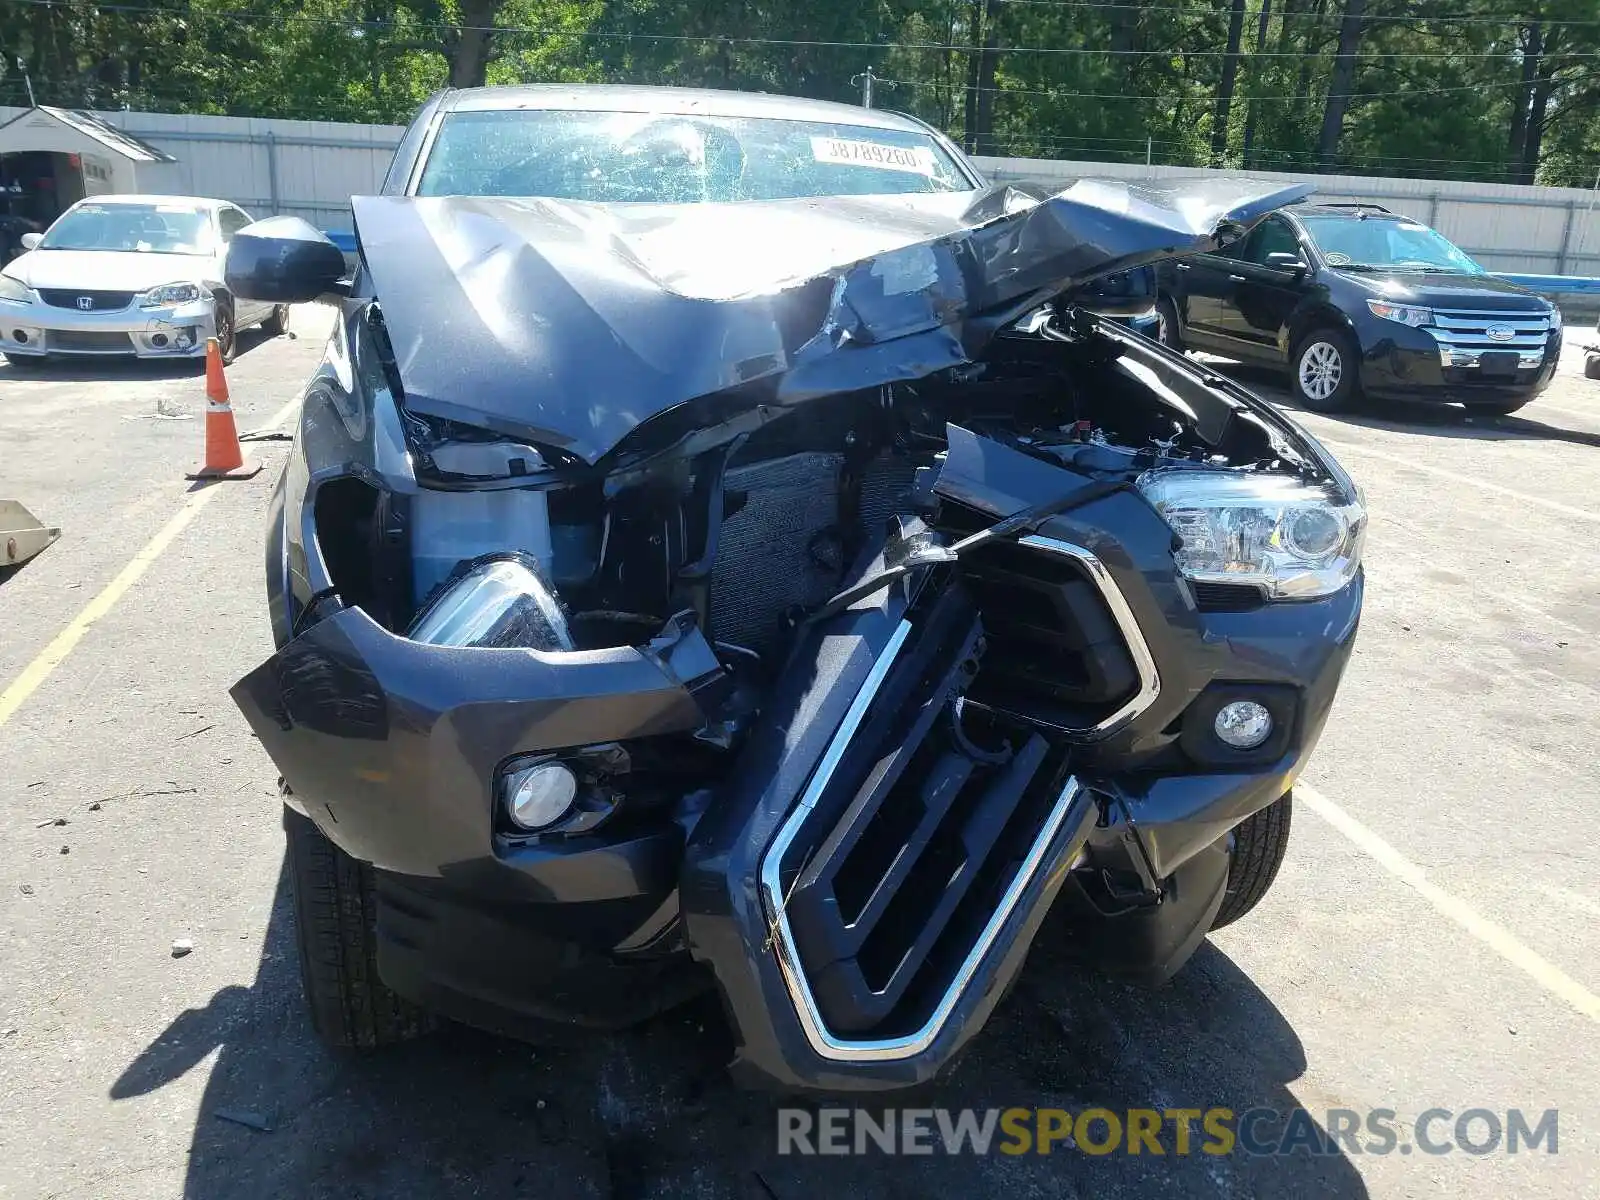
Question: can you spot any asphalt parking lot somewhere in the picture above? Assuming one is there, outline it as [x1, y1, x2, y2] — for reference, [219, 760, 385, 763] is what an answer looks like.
[1, 307, 1597, 1200]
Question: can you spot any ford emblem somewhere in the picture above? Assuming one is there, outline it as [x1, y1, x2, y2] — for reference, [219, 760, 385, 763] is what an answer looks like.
[1486, 324, 1515, 342]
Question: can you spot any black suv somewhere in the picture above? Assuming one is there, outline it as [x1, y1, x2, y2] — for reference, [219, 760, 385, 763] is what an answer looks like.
[1155, 202, 1562, 415]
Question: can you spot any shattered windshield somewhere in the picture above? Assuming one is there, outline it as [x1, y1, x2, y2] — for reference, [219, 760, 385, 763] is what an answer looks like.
[39, 203, 213, 255]
[416, 109, 972, 203]
[1299, 214, 1483, 274]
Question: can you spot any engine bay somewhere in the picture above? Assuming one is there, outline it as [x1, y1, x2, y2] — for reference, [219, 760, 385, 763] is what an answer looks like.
[327, 314, 1313, 668]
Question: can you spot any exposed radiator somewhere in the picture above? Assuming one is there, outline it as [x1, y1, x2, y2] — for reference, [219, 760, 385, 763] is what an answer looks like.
[708, 450, 916, 657]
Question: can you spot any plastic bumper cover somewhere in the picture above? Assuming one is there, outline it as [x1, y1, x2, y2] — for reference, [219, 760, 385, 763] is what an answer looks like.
[0, 298, 214, 357]
[1360, 326, 1561, 401]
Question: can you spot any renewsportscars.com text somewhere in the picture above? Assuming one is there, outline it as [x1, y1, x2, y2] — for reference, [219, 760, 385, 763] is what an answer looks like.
[776, 1107, 1559, 1157]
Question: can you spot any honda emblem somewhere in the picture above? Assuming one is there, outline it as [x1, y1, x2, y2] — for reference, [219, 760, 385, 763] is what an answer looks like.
[76, 296, 93, 311]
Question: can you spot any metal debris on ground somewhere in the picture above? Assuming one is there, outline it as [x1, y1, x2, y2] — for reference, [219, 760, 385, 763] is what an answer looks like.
[175, 724, 216, 741]
[171, 938, 193, 957]
[34, 817, 66, 828]
[211, 1109, 273, 1132]
[127, 397, 193, 422]
[91, 785, 197, 809]
[18, 884, 33, 896]
[0, 500, 60, 567]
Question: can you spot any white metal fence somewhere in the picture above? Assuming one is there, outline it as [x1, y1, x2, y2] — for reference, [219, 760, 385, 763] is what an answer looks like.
[0, 105, 403, 232]
[5, 104, 1599, 276]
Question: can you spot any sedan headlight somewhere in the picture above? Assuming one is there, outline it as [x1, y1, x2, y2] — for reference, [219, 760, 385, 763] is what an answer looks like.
[1366, 299, 1432, 328]
[141, 281, 206, 306]
[1138, 469, 1366, 600]
[0, 274, 32, 305]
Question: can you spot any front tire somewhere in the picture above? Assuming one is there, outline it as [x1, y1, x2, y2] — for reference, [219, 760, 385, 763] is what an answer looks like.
[1211, 792, 1293, 929]
[213, 296, 237, 364]
[1291, 327, 1361, 413]
[261, 304, 290, 338]
[285, 805, 436, 1049]
[1155, 295, 1184, 351]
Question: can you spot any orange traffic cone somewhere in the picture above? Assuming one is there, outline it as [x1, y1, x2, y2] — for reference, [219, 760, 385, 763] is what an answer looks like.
[186, 337, 261, 481]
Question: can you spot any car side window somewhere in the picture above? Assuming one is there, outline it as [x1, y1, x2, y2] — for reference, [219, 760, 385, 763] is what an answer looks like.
[1242, 218, 1302, 266]
[218, 208, 253, 242]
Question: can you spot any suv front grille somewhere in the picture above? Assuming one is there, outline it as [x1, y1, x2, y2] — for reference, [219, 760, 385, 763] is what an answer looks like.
[1427, 307, 1551, 369]
[38, 289, 138, 311]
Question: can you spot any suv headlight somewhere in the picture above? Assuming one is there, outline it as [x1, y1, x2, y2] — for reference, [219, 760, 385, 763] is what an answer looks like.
[1137, 469, 1366, 600]
[1366, 299, 1432, 327]
[0, 275, 32, 304]
[1548, 304, 1562, 331]
[141, 281, 206, 306]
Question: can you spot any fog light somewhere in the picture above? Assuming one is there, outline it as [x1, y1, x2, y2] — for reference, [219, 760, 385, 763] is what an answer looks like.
[11, 330, 26, 344]
[150, 333, 169, 348]
[1214, 700, 1273, 750]
[503, 760, 578, 831]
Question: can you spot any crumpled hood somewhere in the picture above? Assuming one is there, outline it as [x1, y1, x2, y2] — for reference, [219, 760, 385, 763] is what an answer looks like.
[4, 249, 215, 292]
[354, 177, 1311, 464]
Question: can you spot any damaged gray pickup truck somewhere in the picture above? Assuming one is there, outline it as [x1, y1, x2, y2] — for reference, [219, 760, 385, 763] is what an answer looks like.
[226, 85, 1364, 1093]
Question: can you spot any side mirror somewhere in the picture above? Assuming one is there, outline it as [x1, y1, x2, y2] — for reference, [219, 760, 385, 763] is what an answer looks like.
[19, 232, 41, 251]
[1265, 251, 1309, 275]
[224, 216, 348, 304]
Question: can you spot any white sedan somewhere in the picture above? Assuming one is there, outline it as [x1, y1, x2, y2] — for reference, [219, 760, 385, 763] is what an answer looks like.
[0, 195, 289, 365]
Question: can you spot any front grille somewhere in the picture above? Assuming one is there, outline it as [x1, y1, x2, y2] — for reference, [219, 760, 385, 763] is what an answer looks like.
[38, 289, 137, 311]
[48, 330, 134, 353]
[1427, 308, 1550, 369]
[1191, 580, 1266, 612]
[958, 537, 1142, 733]
[772, 588, 1091, 1041]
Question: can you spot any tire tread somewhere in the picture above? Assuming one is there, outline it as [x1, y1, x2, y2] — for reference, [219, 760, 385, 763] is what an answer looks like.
[285, 806, 435, 1048]
[1211, 792, 1293, 929]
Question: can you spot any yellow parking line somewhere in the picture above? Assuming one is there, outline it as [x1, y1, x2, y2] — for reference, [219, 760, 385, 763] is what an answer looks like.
[0, 393, 300, 731]
[1297, 782, 1600, 1024]
[1316, 438, 1600, 524]
[0, 485, 223, 729]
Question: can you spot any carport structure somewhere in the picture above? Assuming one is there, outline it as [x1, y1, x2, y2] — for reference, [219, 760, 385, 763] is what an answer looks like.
[0, 104, 177, 230]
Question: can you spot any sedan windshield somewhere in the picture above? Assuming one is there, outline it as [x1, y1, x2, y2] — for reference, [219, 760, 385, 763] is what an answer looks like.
[1298, 214, 1483, 274]
[416, 109, 972, 203]
[39, 203, 213, 255]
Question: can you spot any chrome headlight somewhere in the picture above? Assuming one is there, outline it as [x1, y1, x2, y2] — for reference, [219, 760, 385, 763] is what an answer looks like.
[1548, 304, 1562, 331]
[141, 281, 207, 306]
[0, 275, 32, 304]
[1138, 469, 1366, 600]
[1366, 299, 1432, 328]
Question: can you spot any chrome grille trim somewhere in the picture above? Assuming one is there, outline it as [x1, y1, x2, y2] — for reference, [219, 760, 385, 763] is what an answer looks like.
[758, 618, 1088, 1062]
[1423, 307, 1553, 369]
[1014, 535, 1161, 738]
[759, 537, 1155, 1062]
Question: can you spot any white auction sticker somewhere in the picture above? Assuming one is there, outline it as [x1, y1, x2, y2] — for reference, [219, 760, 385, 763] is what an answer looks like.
[811, 136, 935, 176]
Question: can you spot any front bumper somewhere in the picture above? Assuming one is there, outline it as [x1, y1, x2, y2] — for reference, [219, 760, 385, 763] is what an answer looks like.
[0, 298, 214, 358]
[236, 429, 1362, 1092]
[1359, 323, 1561, 403]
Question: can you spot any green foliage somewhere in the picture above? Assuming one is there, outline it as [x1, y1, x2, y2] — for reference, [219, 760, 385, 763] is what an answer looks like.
[0, 0, 1597, 184]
